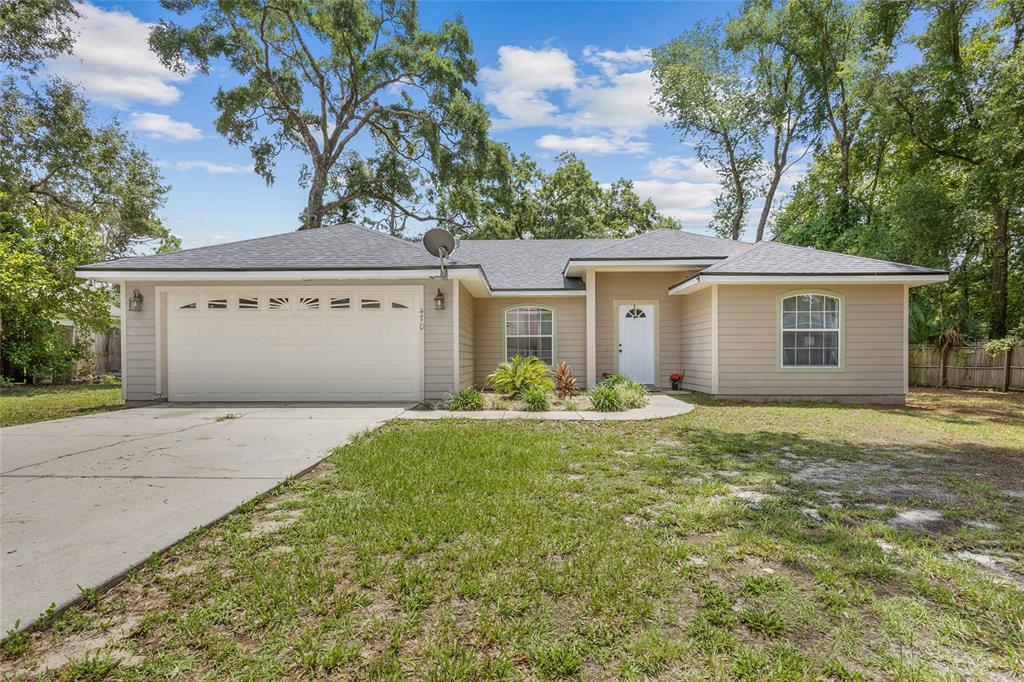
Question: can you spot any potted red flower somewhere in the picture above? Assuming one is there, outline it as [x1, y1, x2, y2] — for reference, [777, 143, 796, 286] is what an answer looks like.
[670, 371, 684, 390]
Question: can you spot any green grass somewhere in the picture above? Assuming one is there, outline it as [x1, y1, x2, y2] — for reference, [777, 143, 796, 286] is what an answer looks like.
[0, 383, 124, 427]
[3, 388, 1023, 679]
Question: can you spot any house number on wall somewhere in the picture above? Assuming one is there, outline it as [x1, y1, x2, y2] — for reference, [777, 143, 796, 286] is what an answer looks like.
[419, 307, 425, 330]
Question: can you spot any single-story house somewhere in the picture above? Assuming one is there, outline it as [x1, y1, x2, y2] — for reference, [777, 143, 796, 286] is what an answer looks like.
[76, 224, 947, 404]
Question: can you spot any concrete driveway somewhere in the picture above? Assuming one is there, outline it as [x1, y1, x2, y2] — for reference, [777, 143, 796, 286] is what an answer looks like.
[0, 404, 405, 632]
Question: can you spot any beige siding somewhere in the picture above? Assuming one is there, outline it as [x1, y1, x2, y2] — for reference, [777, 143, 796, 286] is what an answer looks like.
[123, 278, 455, 401]
[716, 283, 906, 400]
[423, 279, 454, 399]
[595, 272, 683, 389]
[123, 283, 158, 401]
[473, 297, 587, 388]
[458, 283, 475, 389]
[679, 286, 712, 393]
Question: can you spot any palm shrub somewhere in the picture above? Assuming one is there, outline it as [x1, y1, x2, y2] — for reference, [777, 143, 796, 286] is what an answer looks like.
[522, 386, 551, 411]
[588, 384, 624, 411]
[446, 387, 485, 411]
[486, 355, 554, 398]
[553, 361, 577, 397]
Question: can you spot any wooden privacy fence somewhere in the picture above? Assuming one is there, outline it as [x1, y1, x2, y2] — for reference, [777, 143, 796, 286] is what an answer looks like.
[909, 343, 1023, 391]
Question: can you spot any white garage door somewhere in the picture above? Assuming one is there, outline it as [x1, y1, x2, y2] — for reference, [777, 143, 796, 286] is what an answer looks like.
[166, 287, 422, 401]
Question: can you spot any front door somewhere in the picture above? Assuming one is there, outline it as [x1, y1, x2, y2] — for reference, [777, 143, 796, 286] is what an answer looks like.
[618, 303, 655, 385]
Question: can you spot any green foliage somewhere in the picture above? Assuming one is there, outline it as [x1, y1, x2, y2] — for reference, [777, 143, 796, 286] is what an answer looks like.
[588, 384, 624, 412]
[443, 148, 677, 239]
[1, 77, 175, 257]
[150, 0, 490, 232]
[590, 375, 648, 411]
[618, 383, 649, 410]
[521, 386, 550, 412]
[446, 388, 486, 411]
[0, 0, 77, 73]
[2, 622, 29, 658]
[553, 361, 577, 398]
[0, 208, 112, 381]
[486, 355, 554, 398]
[984, 322, 1024, 358]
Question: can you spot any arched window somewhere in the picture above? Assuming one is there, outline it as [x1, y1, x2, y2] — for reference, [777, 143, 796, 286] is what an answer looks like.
[504, 306, 554, 364]
[780, 293, 841, 368]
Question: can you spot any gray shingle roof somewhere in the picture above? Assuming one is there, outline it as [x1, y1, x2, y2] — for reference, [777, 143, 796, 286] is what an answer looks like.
[700, 240, 948, 276]
[571, 228, 753, 260]
[78, 223, 440, 271]
[452, 238, 615, 290]
[79, 224, 945, 290]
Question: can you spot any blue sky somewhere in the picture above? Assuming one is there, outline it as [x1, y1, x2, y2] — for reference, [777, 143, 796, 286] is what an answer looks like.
[50, 1, 800, 250]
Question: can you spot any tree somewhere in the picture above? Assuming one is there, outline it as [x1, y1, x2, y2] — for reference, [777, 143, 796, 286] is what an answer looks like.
[652, 21, 764, 240]
[0, 0, 77, 73]
[442, 149, 676, 240]
[743, 0, 908, 235]
[727, 7, 818, 241]
[1, 77, 176, 257]
[880, 0, 1023, 337]
[151, 0, 491, 231]
[0, 207, 113, 381]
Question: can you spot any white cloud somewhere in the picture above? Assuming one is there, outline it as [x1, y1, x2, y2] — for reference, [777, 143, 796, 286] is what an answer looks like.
[480, 46, 576, 129]
[481, 44, 665, 154]
[50, 3, 191, 107]
[582, 46, 651, 77]
[170, 160, 255, 174]
[565, 69, 664, 134]
[130, 112, 202, 141]
[645, 156, 719, 182]
[181, 233, 233, 249]
[631, 179, 722, 229]
[537, 133, 649, 155]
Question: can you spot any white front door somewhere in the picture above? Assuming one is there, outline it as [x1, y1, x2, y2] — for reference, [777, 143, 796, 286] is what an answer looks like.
[618, 303, 655, 385]
[166, 286, 422, 401]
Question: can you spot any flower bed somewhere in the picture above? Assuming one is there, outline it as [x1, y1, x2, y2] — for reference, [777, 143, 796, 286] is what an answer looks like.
[434, 358, 650, 413]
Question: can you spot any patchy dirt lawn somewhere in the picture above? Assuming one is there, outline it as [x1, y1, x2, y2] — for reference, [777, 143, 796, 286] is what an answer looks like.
[2, 389, 1022, 680]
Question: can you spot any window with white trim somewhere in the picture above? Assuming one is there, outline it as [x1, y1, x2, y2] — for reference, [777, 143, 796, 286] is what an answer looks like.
[781, 294, 840, 367]
[504, 306, 554, 364]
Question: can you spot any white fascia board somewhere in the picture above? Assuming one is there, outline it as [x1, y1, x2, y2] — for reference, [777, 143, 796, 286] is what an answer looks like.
[563, 258, 721, 277]
[76, 267, 490, 286]
[669, 272, 949, 295]
[489, 289, 586, 297]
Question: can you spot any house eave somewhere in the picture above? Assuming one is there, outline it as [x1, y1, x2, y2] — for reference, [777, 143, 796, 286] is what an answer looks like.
[668, 272, 949, 295]
[562, 258, 724, 278]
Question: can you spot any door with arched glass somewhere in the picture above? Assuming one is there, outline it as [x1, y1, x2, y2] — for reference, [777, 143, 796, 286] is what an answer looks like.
[618, 303, 655, 384]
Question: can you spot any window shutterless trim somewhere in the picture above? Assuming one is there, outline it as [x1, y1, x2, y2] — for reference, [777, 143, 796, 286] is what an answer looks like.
[775, 290, 846, 372]
[502, 305, 557, 365]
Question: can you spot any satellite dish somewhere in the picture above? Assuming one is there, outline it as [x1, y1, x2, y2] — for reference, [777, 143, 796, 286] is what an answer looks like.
[423, 228, 456, 279]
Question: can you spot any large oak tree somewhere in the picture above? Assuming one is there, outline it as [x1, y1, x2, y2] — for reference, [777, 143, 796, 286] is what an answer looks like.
[151, 0, 491, 231]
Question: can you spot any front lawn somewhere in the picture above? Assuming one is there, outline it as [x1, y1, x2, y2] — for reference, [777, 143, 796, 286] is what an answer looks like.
[0, 383, 124, 427]
[4, 389, 1023, 679]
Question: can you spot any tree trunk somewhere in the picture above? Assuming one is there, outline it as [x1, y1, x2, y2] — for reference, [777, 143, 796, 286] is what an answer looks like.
[301, 166, 329, 230]
[990, 204, 1009, 338]
[838, 138, 852, 231]
[756, 165, 783, 242]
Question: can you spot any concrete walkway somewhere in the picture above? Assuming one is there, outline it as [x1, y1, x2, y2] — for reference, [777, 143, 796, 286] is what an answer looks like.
[397, 393, 694, 421]
[0, 404, 405, 632]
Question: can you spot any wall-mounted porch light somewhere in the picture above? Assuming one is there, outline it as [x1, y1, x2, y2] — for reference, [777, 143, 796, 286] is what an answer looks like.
[433, 288, 446, 311]
[128, 288, 144, 312]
